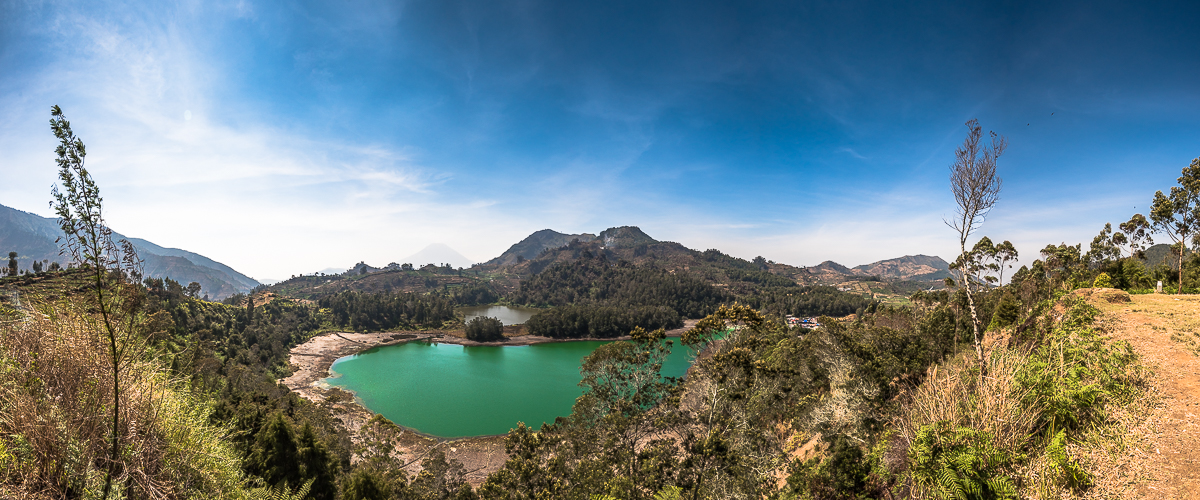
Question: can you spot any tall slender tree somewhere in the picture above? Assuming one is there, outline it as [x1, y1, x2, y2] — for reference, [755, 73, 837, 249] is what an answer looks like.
[946, 119, 1006, 371]
[1148, 157, 1200, 294]
[1119, 214, 1154, 259]
[994, 240, 1018, 285]
[49, 105, 143, 499]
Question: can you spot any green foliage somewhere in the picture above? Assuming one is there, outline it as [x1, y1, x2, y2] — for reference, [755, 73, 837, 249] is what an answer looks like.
[1092, 272, 1112, 288]
[318, 290, 457, 331]
[244, 480, 312, 500]
[343, 469, 393, 500]
[525, 305, 681, 339]
[786, 435, 878, 499]
[987, 292, 1019, 330]
[907, 421, 1019, 500]
[1146, 157, 1200, 294]
[745, 285, 878, 319]
[465, 316, 505, 341]
[1015, 298, 1142, 437]
[245, 415, 338, 500]
[513, 254, 731, 317]
[1044, 430, 1090, 491]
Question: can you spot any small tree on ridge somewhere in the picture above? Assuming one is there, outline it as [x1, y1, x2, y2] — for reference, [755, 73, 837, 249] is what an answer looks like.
[946, 118, 1006, 372]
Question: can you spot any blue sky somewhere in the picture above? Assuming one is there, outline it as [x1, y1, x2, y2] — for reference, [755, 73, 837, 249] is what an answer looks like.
[2, 0, 1198, 280]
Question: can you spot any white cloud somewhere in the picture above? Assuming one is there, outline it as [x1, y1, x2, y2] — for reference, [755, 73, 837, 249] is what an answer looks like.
[0, 3, 507, 279]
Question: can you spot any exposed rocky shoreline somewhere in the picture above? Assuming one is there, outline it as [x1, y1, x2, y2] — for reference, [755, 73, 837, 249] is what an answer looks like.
[280, 319, 698, 484]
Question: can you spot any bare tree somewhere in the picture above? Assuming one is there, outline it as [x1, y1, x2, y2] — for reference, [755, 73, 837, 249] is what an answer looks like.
[946, 119, 1006, 371]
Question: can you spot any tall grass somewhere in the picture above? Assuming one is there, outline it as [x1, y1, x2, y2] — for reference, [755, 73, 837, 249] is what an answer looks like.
[0, 299, 247, 498]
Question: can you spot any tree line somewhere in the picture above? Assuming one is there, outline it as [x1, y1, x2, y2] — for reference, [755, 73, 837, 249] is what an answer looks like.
[524, 304, 682, 339]
[512, 254, 732, 318]
[317, 291, 458, 332]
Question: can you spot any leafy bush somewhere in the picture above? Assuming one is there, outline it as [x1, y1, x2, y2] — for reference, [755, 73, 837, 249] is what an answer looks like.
[907, 421, 1019, 499]
[1016, 297, 1143, 436]
[465, 316, 504, 342]
[1092, 273, 1112, 288]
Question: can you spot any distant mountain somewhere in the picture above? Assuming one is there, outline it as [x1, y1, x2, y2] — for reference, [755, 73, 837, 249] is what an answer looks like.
[479, 226, 951, 282]
[483, 229, 597, 266]
[811, 260, 855, 275]
[0, 203, 259, 300]
[1138, 243, 1188, 270]
[853, 255, 952, 281]
[400, 243, 474, 269]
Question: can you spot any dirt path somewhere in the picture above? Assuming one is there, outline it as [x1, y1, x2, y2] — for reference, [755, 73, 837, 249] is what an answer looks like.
[1086, 291, 1200, 498]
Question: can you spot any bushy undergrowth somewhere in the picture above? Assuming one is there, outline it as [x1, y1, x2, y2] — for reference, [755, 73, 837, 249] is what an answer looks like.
[0, 300, 249, 498]
[891, 296, 1146, 499]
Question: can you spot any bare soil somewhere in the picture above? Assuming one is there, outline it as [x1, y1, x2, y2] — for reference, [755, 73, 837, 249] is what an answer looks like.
[1083, 290, 1200, 498]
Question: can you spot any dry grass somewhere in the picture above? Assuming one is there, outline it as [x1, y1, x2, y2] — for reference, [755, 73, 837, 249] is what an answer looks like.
[897, 346, 1039, 466]
[0, 299, 245, 499]
[892, 302, 1155, 500]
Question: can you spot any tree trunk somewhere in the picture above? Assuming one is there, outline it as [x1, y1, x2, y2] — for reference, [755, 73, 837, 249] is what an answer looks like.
[959, 252, 986, 378]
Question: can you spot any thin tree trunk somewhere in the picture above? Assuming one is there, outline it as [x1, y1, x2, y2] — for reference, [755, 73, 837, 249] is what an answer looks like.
[1179, 244, 1185, 295]
[959, 247, 986, 378]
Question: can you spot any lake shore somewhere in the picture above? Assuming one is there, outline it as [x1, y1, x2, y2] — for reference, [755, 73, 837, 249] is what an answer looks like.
[280, 319, 698, 485]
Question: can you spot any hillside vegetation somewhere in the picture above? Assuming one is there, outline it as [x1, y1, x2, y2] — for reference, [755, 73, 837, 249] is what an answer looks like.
[3, 110, 1194, 499]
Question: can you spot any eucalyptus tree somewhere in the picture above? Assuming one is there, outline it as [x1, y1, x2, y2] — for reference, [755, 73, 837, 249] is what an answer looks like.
[1119, 213, 1153, 259]
[1148, 157, 1200, 294]
[49, 105, 145, 499]
[1088, 223, 1122, 267]
[994, 240, 1018, 285]
[946, 119, 1006, 370]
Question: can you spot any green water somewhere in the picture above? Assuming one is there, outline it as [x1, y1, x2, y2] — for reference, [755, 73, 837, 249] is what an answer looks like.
[325, 339, 696, 438]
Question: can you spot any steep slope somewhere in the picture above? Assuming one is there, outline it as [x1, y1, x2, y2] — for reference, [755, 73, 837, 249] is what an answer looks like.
[483, 229, 596, 266]
[0, 203, 259, 299]
[597, 226, 657, 248]
[126, 237, 259, 292]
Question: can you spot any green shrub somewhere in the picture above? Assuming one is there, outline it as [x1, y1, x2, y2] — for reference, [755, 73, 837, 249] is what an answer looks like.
[786, 435, 879, 499]
[1092, 273, 1112, 288]
[907, 421, 1019, 500]
[465, 316, 505, 341]
[1044, 430, 1090, 491]
[1015, 298, 1142, 437]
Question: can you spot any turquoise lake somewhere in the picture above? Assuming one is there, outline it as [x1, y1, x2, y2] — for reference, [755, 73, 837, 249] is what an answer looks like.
[325, 339, 696, 438]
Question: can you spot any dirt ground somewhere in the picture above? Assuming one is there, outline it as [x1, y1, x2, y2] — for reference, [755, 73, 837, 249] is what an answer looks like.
[281, 320, 698, 485]
[1083, 290, 1200, 499]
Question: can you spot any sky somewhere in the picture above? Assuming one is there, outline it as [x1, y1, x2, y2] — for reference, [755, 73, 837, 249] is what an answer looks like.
[2, 0, 1199, 281]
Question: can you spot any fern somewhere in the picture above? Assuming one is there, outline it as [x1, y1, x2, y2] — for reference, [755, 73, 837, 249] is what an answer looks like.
[244, 479, 313, 500]
[908, 421, 1019, 500]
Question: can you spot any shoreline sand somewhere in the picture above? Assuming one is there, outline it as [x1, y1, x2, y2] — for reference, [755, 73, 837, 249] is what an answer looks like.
[280, 319, 698, 484]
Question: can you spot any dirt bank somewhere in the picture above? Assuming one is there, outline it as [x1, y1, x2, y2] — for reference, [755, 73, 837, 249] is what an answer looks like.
[281, 319, 698, 484]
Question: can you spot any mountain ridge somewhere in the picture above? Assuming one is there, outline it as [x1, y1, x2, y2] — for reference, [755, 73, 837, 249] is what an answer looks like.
[0, 203, 260, 299]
